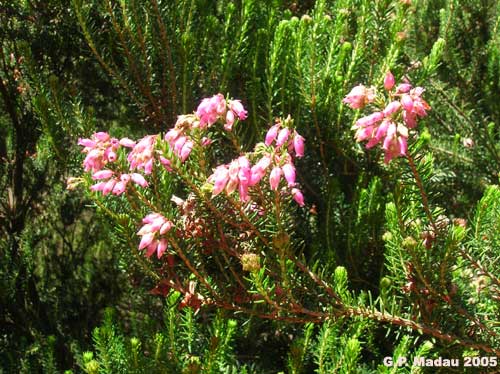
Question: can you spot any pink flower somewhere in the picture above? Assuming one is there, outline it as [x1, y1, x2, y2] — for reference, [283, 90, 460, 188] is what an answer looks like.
[355, 112, 384, 128]
[78, 138, 96, 148]
[265, 124, 280, 146]
[119, 138, 136, 148]
[92, 169, 114, 180]
[269, 166, 282, 190]
[159, 156, 173, 172]
[366, 119, 391, 148]
[281, 163, 296, 186]
[127, 135, 157, 174]
[403, 111, 417, 128]
[410, 88, 430, 117]
[225, 110, 235, 131]
[94, 132, 110, 142]
[291, 188, 305, 206]
[383, 136, 407, 164]
[160, 221, 173, 235]
[131, 173, 148, 188]
[139, 233, 155, 250]
[145, 241, 159, 258]
[137, 213, 173, 258]
[276, 128, 291, 147]
[401, 94, 414, 112]
[180, 140, 193, 162]
[79, 132, 120, 172]
[102, 179, 116, 195]
[250, 155, 271, 186]
[396, 83, 412, 93]
[293, 132, 305, 157]
[343, 85, 376, 109]
[165, 128, 181, 144]
[237, 157, 251, 201]
[384, 71, 395, 91]
[173, 136, 187, 154]
[196, 93, 226, 127]
[211, 166, 229, 196]
[380, 123, 409, 163]
[90, 181, 106, 193]
[112, 181, 127, 195]
[382, 122, 398, 150]
[106, 150, 117, 162]
[157, 239, 168, 259]
[383, 101, 401, 116]
[165, 127, 194, 163]
[400, 87, 430, 126]
[229, 100, 248, 120]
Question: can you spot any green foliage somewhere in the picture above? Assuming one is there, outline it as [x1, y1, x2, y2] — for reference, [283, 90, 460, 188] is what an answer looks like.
[2, 0, 500, 372]
[78, 302, 250, 374]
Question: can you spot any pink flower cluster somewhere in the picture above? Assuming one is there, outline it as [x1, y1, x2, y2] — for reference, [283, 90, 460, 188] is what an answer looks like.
[208, 120, 305, 206]
[137, 213, 173, 258]
[264, 121, 305, 158]
[78, 132, 120, 172]
[345, 71, 430, 163]
[342, 85, 376, 109]
[164, 119, 195, 163]
[210, 156, 252, 201]
[196, 93, 248, 130]
[90, 170, 148, 195]
[126, 135, 157, 174]
[163, 95, 248, 163]
[75, 95, 307, 266]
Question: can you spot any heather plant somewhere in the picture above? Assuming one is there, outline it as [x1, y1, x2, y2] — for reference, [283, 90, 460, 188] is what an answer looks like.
[70, 74, 500, 367]
[3, 0, 500, 372]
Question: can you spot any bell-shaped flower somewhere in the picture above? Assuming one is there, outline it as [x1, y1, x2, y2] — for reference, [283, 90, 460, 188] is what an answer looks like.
[127, 135, 157, 174]
[102, 179, 116, 195]
[119, 138, 136, 148]
[92, 169, 114, 180]
[229, 100, 248, 120]
[282, 163, 296, 186]
[225, 110, 235, 131]
[291, 188, 305, 206]
[131, 173, 148, 188]
[269, 166, 282, 190]
[384, 71, 395, 91]
[343, 85, 376, 109]
[276, 128, 291, 147]
[383, 101, 402, 117]
[196, 93, 226, 127]
[180, 140, 193, 162]
[79, 132, 120, 172]
[293, 132, 305, 157]
[137, 213, 173, 258]
[157, 239, 168, 259]
[211, 166, 229, 196]
[396, 83, 412, 93]
[265, 124, 280, 146]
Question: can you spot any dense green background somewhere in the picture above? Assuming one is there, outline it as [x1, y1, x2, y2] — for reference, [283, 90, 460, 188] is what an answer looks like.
[1, 0, 499, 372]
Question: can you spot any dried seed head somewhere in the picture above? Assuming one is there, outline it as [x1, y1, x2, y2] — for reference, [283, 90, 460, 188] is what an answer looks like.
[241, 253, 261, 272]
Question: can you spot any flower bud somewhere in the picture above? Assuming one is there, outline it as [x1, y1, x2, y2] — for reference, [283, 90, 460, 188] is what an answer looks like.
[241, 253, 261, 272]
[384, 71, 395, 90]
